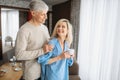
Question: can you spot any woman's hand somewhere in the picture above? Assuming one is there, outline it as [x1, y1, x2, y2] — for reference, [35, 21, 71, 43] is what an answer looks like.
[59, 51, 71, 59]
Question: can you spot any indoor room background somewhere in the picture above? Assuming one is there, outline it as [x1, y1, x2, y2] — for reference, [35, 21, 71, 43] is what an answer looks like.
[0, 0, 120, 80]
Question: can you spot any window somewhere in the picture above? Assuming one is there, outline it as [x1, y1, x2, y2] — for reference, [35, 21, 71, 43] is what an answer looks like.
[1, 8, 19, 52]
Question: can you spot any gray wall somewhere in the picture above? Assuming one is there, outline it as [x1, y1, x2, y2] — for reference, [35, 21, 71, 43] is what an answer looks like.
[0, 0, 52, 10]
[0, 0, 29, 8]
[71, 0, 80, 59]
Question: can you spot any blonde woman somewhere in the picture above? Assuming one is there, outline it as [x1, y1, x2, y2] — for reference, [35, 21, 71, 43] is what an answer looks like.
[38, 19, 74, 80]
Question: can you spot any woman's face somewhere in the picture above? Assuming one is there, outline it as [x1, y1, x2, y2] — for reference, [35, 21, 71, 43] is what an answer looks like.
[56, 21, 68, 38]
[32, 10, 47, 24]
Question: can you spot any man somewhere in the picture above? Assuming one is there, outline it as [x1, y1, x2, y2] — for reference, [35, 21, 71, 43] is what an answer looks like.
[15, 0, 52, 80]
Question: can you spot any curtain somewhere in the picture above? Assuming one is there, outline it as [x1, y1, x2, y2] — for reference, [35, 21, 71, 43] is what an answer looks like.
[78, 0, 120, 80]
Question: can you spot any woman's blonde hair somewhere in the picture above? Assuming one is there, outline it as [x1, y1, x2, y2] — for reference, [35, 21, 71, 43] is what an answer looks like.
[51, 19, 73, 46]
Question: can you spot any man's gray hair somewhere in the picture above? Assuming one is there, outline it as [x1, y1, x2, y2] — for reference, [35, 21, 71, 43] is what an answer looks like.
[29, 0, 49, 11]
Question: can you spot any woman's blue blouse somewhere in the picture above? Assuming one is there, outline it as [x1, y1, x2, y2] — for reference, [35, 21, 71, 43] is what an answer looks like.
[38, 37, 73, 80]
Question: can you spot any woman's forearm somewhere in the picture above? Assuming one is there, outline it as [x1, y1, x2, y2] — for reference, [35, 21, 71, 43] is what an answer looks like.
[47, 52, 71, 64]
[48, 56, 62, 64]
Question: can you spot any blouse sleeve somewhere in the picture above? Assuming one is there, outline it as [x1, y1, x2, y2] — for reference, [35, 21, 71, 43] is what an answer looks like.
[67, 58, 74, 66]
[65, 42, 74, 66]
[38, 51, 53, 65]
[38, 39, 55, 65]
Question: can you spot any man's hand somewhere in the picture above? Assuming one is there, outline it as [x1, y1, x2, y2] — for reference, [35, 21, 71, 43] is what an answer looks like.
[43, 44, 54, 53]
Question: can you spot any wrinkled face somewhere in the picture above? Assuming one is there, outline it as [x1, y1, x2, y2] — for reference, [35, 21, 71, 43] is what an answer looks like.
[56, 21, 68, 37]
[31, 10, 47, 24]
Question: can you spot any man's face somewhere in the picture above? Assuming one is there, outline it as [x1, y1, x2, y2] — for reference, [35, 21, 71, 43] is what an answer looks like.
[31, 10, 48, 24]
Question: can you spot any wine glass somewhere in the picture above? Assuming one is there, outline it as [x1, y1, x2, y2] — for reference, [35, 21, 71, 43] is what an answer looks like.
[9, 56, 17, 67]
[13, 56, 17, 65]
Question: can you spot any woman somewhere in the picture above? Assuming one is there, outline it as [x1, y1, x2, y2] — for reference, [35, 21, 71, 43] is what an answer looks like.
[38, 19, 74, 80]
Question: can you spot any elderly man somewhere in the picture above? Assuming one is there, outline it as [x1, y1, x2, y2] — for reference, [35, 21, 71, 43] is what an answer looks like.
[15, 0, 52, 80]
